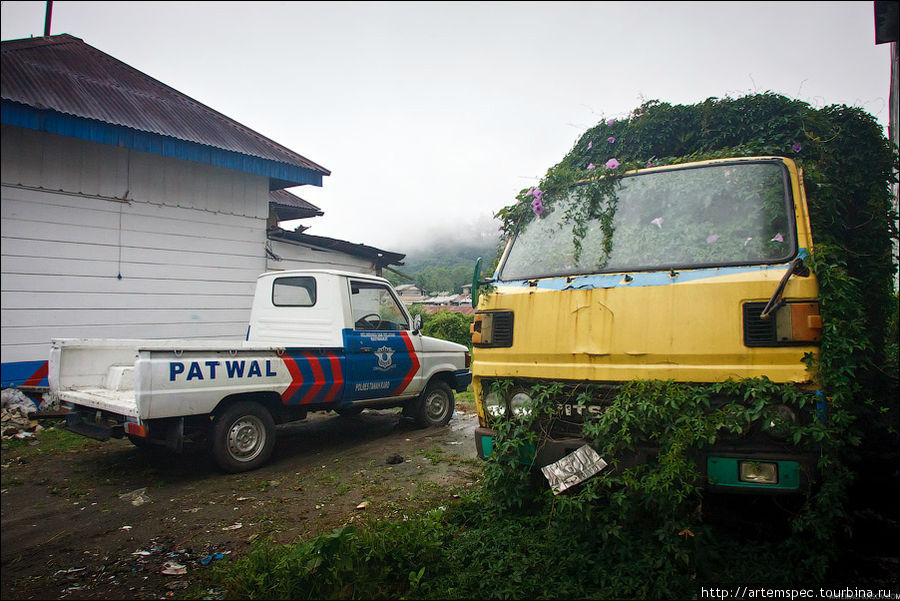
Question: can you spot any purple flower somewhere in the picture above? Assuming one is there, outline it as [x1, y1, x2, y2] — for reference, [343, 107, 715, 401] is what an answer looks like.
[587, 163, 595, 170]
[792, 142, 802, 153]
[706, 234, 719, 244]
[528, 187, 543, 200]
[651, 217, 664, 229]
[532, 199, 544, 216]
[771, 233, 784, 243]
[646, 160, 654, 168]
[605, 158, 620, 170]
[607, 136, 616, 143]
[587, 141, 593, 150]
[606, 118, 616, 126]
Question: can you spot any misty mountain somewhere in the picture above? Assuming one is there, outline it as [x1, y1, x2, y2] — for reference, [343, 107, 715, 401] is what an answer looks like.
[386, 238, 501, 292]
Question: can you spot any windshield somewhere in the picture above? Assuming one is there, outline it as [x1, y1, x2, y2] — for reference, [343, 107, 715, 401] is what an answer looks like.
[499, 161, 796, 281]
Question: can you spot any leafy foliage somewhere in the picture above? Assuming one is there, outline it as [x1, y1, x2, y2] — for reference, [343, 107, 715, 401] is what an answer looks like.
[406, 306, 474, 349]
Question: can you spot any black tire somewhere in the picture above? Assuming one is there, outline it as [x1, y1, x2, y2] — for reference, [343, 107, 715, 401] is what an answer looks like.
[211, 401, 276, 473]
[334, 405, 364, 417]
[413, 381, 455, 428]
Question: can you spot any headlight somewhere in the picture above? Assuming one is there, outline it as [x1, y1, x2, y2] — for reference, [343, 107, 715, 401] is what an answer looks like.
[764, 405, 797, 440]
[509, 391, 532, 417]
[484, 392, 506, 419]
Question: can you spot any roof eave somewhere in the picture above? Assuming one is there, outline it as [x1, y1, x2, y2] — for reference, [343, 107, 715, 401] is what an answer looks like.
[1, 100, 327, 188]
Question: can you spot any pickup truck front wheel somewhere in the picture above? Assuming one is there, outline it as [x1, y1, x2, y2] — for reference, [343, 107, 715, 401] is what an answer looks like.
[413, 381, 455, 428]
[212, 402, 276, 473]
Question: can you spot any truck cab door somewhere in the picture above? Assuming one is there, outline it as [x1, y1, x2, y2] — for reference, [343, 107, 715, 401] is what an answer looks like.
[344, 280, 421, 401]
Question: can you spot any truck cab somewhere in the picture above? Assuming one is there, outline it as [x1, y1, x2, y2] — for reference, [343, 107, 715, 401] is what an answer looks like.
[471, 157, 822, 493]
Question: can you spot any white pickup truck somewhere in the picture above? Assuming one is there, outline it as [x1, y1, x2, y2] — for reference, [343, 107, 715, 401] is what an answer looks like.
[50, 270, 472, 472]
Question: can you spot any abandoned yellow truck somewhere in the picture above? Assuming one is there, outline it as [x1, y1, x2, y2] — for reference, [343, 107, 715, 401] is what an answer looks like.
[471, 156, 823, 493]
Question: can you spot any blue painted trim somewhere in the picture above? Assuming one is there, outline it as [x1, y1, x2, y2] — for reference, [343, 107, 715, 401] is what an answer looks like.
[498, 254, 808, 291]
[1, 101, 324, 189]
[1, 360, 49, 388]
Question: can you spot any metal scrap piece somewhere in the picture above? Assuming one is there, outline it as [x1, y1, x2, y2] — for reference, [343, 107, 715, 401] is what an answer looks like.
[541, 445, 608, 495]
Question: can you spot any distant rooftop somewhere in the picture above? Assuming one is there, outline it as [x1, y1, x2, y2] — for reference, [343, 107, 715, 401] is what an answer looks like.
[1, 34, 330, 189]
[268, 227, 406, 270]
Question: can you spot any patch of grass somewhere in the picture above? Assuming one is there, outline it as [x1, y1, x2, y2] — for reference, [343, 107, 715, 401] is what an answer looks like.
[1, 427, 101, 459]
[455, 388, 475, 413]
[422, 447, 443, 464]
[315, 472, 339, 488]
[255, 479, 280, 493]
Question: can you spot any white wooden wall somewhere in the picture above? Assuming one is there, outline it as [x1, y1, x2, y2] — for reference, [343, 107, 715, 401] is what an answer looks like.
[1, 125, 269, 367]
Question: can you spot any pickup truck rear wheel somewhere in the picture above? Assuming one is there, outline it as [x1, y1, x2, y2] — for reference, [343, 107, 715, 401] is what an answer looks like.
[413, 381, 455, 428]
[212, 401, 276, 473]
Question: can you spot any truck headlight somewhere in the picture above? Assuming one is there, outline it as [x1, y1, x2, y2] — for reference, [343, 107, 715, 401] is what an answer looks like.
[484, 392, 506, 419]
[763, 405, 796, 441]
[739, 461, 779, 484]
[509, 391, 532, 417]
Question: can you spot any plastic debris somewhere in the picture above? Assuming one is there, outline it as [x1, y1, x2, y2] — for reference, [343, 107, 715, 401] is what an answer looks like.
[221, 523, 242, 531]
[540, 445, 608, 495]
[200, 552, 226, 566]
[1, 388, 43, 439]
[161, 561, 187, 575]
[356, 501, 368, 510]
[118, 488, 151, 506]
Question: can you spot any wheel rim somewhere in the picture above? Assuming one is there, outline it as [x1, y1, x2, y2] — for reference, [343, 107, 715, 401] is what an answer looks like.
[227, 415, 266, 462]
[424, 391, 449, 422]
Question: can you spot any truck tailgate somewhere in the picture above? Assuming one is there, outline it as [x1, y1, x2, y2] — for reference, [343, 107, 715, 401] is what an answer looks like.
[58, 388, 139, 418]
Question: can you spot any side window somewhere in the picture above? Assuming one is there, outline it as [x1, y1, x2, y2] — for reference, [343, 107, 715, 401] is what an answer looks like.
[272, 277, 317, 306]
[350, 281, 409, 331]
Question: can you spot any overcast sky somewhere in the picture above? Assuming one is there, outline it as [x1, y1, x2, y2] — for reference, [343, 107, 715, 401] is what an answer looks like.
[1, 1, 893, 252]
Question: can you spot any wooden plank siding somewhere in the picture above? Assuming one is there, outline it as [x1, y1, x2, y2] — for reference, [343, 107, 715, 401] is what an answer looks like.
[1, 126, 269, 370]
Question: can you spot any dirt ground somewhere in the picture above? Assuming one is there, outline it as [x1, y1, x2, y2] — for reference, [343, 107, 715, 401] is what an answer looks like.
[1, 406, 481, 600]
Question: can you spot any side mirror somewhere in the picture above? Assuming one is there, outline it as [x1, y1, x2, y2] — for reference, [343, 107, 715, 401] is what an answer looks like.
[471, 257, 482, 309]
[412, 314, 422, 335]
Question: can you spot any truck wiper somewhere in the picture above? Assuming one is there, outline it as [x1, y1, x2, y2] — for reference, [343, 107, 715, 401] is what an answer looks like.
[760, 257, 810, 320]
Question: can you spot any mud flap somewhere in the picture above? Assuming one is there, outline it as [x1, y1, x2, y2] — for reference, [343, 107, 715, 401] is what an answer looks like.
[165, 418, 184, 453]
[65, 410, 114, 441]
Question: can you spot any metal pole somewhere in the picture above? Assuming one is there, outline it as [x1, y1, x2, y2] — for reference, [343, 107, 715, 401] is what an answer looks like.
[44, 1, 53, 37]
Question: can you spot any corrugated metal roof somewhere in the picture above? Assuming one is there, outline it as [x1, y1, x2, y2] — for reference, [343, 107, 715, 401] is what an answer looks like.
[1, 34, 330, 187]
[269, 189, 324, 220]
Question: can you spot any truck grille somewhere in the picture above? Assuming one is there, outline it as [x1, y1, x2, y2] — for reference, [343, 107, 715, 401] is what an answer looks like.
[491, 312, 514, 347]
[743, 301, 776, 346]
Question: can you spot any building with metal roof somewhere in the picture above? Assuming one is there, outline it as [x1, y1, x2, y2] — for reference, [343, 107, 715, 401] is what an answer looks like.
[1, 34, 330, 189]
[1, 34, 404, 389]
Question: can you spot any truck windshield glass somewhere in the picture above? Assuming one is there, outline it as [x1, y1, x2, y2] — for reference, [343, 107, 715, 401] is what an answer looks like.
[500, 161, 795, 281]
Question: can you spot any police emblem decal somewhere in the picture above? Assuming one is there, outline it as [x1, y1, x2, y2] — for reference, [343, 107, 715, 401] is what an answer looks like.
[375, 346, 394, 370]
